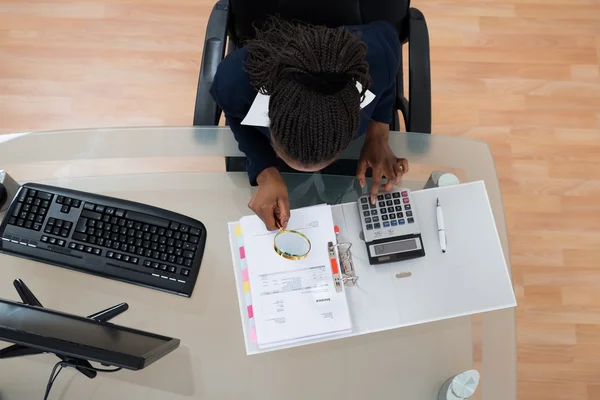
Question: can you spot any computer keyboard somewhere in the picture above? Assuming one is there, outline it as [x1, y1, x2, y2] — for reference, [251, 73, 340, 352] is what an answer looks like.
[0, 183, 206, 297]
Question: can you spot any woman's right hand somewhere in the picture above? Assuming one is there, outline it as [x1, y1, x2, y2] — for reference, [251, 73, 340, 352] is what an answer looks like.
[248, 167, 290, 231]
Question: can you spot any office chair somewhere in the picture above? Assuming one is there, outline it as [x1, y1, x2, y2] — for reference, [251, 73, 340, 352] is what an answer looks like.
[193, 0, 431, 174]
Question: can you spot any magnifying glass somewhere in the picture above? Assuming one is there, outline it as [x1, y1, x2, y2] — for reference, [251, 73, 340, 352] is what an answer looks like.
[274, 230, 311, 260]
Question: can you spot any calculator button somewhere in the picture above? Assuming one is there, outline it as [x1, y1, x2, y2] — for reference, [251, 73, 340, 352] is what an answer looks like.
[377, 195, 384, 201]
[365, 217, 371, 224]
[405, 204, 412, 210]
[384, 193, 392, 199]
[371, 210, 378, 216]
[379, 201, 386, 208]
[381, 215, 388, 221]
[360, 198, 368, 204]
[394, 199, 401, 205]
[406, 211, 413, 217]
[392, 192, 400, 198]
[401, 191, 408, 197]
[395, 206, 402, 212]
[374, 223, 381, 229]
[362, 204, 369, 210]
[369, 201, 377, 209]
[366, 224, 373, 230]
[390, 213, 396, 219]
[407, 217, 415, 223]
[386, 200, 393, 206]
[403, 198, 410, 204]
[383, 222, 390, 228]
[372, 216, 380, 222]
[363, 211, 370, 217]
[391, 220, 398, 226]
[399, 219, 405, 225]
[388, 207, 394, 213]
[380, 208, 387, 214]
[397, 212, 403, 218]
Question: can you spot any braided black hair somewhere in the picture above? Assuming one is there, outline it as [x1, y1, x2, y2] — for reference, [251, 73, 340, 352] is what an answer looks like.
[245, 18, 372, 169]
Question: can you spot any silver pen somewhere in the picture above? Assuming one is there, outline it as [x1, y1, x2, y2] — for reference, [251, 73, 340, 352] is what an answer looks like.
[436, 198, 447, 253]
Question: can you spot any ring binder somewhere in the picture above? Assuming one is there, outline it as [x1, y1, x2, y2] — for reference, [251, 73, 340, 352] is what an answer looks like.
[330, 242, 359, 287]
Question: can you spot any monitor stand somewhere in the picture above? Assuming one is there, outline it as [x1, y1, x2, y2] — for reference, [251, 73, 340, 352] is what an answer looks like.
[0, 279, 129, 379]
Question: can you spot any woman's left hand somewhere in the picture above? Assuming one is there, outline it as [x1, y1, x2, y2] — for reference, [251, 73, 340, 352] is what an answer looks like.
[356, 122, 409, 204]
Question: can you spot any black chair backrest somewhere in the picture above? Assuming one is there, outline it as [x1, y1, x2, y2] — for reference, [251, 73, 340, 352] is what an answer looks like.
[229, 0, 410, 43]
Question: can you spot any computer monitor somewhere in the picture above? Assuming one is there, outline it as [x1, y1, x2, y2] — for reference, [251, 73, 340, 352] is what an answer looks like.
[0, 298, 180, 370]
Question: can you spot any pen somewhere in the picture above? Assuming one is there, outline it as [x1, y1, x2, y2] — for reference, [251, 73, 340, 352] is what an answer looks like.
[436, 198, 447, 253]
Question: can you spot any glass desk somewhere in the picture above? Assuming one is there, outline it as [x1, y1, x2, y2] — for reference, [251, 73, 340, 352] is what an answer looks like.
[0, 127, 516, 399]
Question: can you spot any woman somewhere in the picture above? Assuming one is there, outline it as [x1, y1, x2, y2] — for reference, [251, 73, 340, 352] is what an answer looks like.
[211, 18, 409, 230]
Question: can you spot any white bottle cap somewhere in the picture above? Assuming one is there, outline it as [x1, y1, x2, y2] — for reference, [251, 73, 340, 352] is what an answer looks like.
[438, 173, 460, 187]
[449, 370, 480, 399]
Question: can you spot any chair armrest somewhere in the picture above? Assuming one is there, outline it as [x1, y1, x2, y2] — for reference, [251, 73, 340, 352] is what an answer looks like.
[406, 7, 431, 133]
[193, 0, 229, 126]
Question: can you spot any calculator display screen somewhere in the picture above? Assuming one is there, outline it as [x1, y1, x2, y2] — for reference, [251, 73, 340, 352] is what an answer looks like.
[373, 239, 418, 256]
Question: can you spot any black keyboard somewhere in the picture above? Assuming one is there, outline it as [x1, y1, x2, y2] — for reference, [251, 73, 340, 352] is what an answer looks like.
[0, 183, 206, 297]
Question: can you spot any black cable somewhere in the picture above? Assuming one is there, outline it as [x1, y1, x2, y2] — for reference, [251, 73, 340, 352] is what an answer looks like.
[43, 361, 122, 400]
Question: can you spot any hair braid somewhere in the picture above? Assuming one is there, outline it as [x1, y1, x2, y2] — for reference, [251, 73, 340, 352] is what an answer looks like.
[245, 17, 371, 168]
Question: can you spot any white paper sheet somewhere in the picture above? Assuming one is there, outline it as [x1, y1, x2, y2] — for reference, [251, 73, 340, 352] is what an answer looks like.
[239, 204, 352, 348]
[241, 82, 376, 127]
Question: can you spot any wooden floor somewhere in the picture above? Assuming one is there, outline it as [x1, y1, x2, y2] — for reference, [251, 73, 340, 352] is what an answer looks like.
[1, 0, 600, 398]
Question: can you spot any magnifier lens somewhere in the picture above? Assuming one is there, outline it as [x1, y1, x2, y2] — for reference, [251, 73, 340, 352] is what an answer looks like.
[274, 230, 311, 260]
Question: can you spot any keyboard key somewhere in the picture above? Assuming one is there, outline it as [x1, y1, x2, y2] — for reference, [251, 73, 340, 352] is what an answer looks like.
[33, 223, 42, 231]
[72, 199, 81, 208]
[170, 222, 180, 230]
[363, 211, 369, 217]
[401, 191, 408, 197]
[364, 217, 371, 224]
[76, 244, 85, 251]
[397, 212, 403, 218]
[42, 200, 50, 208]
[69, 242, 76, 249]
[374, 223, 381, 229]
[380, 208, 387, 214]
[403, 198, 410, 204]
[93, 248, 102, 256]
[189, 235, 199, 244]
[82, 210, 102, 220]
[407, 217, 414, 223]
[60, 205, 70, 213]
[360, 197, 367, 204]
[122, 255, 130, 262]
[190, 227, 201, 236]
[392, 192, 400, 198]
[115, 253, 122, 260]
[126, 211, 169, 228]
[399, 219, 405, 225]
[369, 201, 377, 209]
[396, 206, 402, 212]
[35, 215, 44, 223]
[48, 237, 57, 244]
[381, 215, 388, 221]
[44, 226, 52, 233]
[41, 236, 49, 242]
[37, 191, 52, 201]
[405, 204, 411, 211]
[17, 188, 28, 202]
[372, 216, 380, 222]
[176, 256, 184, 265]
[390, 213, 396, 219]
[366, 224, 373, 230]
[115, 209, 125, 218]
[385, 193, 391, 199]
[173, 231, 181, 239]
[72, 233, 88, 242]
[394, 199, 401, 205]
[151, 262, 160, 269]
[33, 198, 41, 206]
[52, 227, 61, 235]
[386, 200, 393, 206]
[362, 204, 368, 210]
[378, 201, 385, 208]
[56, 220, 63, 228]
[57, 239, 65, 247]
[371, 210, 377, 216]
[377, 195, 384, 201]
[61, 228, 70, 237]
[181, 269, 190, 277]
[183, 250, 194, 259]
[168, 266, 176, 273]
[184, 258, 192, 267]
[160, 264, 168, 271]
[388, 207, 394, 213]
[131, 257, 139, 264]
[183, 242, 196, 251]
[406, 211, 413, 217]
[383, 222, 390, 227]
[95, 205, 105, 213]
[143, 260, 152, 267]
[391, 220, 398, 226]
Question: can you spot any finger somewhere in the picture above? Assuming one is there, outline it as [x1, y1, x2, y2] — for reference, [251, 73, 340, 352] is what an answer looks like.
[370, 167, 383, 204]
[355, 159, 368, 188]
[382, 164, 397, 192]
[398, 158, 409, 174]
[276, 196, 290, 230]
[393, 161, 403, 184]
[259, 206, 279, 231]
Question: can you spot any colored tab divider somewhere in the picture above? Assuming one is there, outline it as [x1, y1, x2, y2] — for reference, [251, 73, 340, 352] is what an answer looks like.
[235, 224, 257, 343]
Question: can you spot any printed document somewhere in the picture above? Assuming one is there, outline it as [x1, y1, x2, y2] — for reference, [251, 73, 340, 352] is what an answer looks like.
[240, 204, 352, 348]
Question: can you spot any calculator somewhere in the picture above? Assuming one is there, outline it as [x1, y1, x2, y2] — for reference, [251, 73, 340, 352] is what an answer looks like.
[357, 189, 425, 265]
